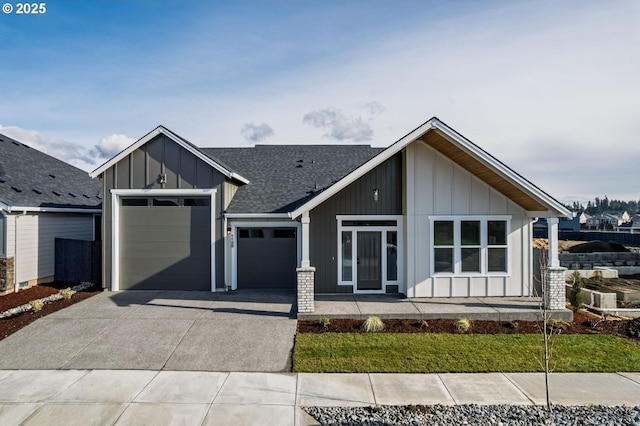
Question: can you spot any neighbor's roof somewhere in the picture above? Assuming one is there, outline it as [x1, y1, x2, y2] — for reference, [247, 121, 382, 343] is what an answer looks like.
[203, 145, 384, 213]
[0, 133, 102, 211]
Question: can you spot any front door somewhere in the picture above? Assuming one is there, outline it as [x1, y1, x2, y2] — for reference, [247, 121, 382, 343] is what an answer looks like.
[357, 231, 382, 291]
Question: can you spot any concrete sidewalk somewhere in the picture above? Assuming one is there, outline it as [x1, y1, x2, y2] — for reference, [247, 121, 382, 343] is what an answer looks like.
[0, 370, 638, 425]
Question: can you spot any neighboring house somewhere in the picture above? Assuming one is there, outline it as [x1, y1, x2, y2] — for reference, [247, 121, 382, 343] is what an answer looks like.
[0, 133, 102, 294]
[579, 211, 590, 226]
[615, 215, 640, 234]
[533, 216, 580, 234]
[91, 117, 571, 307]
[585, 212, 627, 230]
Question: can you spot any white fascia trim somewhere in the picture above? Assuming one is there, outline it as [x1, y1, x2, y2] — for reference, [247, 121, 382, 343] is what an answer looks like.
[228, 220, 302, 291]
[431, 121, 573, 218]
[224, 213, 292, 219]
[2, 206, 100, 214]
[90, 126, 249, 184]
[110, 187, 217, 292]
[0, 201, 11, 212]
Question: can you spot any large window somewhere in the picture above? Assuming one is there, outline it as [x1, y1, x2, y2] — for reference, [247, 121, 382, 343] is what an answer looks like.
[431, 216, 510, 275]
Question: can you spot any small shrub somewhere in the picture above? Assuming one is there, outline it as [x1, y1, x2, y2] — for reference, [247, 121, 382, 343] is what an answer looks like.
[548, 319, 570, 332]
[319, 317, 331, 328]
[417, 319, 429, 330]
[568, 271, 583, 310]
[454, 318, 471, 332]
[362, 316, 385, 332]
[29, 299, 44, 312]
[59, 287, 75, 300]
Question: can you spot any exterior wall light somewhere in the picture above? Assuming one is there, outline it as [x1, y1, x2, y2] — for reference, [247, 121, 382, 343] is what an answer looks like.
[373, 189, 379, 202]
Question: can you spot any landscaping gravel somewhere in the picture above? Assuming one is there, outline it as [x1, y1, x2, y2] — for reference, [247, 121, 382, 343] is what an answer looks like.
[303, 404, 640, 425]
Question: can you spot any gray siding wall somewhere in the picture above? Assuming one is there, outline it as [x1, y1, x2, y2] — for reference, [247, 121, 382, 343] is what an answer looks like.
[102, 134, 227, 289]
[309, 154, 402, 293]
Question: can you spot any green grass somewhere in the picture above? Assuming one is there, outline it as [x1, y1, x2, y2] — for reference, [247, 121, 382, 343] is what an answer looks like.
[293, 333, 640, 373]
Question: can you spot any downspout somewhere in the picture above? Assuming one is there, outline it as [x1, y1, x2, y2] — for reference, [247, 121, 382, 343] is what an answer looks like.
[14, 211, 27, 292]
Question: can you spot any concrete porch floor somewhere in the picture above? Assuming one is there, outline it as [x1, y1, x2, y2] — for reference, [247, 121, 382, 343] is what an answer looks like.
[299, 295, 573, 322]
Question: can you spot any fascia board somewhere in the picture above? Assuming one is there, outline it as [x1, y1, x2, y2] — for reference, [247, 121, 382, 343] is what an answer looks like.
[90, 126, 250, 184]
[6, 206, 100, 213]
[290, 118, 438, 219]
[432, 121, 573, 218]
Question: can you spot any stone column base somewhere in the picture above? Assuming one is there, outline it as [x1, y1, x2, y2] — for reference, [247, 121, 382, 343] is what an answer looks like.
[0, 257, 15, 294]
[297, 267, 315, 314]
[544, 266, 567, 310]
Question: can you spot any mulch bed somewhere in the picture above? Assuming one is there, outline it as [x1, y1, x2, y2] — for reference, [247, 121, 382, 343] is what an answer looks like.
[0, 282, 103, 341]
[298, 310, 640, 342]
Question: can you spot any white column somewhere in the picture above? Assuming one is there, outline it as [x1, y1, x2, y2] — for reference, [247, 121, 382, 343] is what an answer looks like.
[301, 211, 311, 268]
[548, 217, 560, 268]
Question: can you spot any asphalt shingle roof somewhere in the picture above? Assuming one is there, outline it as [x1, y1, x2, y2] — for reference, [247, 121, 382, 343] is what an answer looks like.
[202, 145, 384, 213]
[0, 133, 102, 209]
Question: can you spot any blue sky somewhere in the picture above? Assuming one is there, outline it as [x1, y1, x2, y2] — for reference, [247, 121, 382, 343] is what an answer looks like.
[1, 0, 639, 205]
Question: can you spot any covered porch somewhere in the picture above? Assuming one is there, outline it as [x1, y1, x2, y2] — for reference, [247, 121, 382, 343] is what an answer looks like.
[298, 294, 573, 322]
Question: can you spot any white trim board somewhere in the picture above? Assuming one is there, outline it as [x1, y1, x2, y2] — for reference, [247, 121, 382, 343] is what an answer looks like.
[227, 220, 301, 291]
[110, 188, 217, 292]
[91, 126, 249, 184]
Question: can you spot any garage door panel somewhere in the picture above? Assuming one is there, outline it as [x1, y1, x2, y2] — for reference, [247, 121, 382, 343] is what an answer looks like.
[119, 200, 211, 291]
[120, 229, 210, 244]
[237, 227, 297, 290]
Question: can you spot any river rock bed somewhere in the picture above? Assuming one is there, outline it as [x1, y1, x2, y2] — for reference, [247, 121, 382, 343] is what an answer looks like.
[303, 404, 640, 425]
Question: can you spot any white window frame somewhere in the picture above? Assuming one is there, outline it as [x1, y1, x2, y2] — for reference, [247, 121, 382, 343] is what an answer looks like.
[337, 215, 403, 294]
[429, 215, 511, 277]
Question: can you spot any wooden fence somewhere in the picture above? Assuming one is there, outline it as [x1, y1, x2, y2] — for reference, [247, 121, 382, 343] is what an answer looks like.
[54, 238, 101, 284]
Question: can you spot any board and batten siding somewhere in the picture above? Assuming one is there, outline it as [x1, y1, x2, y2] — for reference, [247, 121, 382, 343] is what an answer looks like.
[14, 213, 94, 284]
[102, 134, 227, 289]
[404, 140, 533, 298]
[309, 154, 402, 293]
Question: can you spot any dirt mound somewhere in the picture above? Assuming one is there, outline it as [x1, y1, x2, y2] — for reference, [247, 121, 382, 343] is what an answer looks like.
[567, 240, 630, 253]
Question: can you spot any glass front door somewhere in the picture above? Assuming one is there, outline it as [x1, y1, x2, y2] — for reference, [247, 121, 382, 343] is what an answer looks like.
[356, 231, 382, 291]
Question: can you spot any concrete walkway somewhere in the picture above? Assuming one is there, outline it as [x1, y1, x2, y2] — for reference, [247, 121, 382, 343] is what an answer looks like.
[0, 370, 638, 425]
[301, 294, 574, 321]
[0, 291, 297, 371]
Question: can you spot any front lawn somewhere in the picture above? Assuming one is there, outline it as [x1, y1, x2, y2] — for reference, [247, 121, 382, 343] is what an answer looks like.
[293, 333, 640, 373]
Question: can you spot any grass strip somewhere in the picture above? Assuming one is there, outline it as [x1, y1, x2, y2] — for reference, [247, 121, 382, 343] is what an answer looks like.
[293, 333, 640, 373]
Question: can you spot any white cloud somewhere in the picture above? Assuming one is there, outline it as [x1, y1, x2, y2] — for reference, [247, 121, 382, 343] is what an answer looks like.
[240, 123, 274, 143]
[303, 107, 374, 142]
[95, 134, 134, 158]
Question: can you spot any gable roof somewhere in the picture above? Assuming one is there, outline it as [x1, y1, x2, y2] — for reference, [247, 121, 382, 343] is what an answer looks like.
[203, 145, 383, 213]
[0, 133, 102, 211]
[290, 117, 573, 219]
[89, 126, 249, 184]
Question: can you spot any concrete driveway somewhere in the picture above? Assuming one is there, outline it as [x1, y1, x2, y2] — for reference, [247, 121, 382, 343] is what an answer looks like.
[0, 290, 297, 372]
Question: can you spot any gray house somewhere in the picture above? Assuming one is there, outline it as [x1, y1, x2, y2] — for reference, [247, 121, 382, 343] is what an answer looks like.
[0, 133, 102, 294]
[90, 118, 571, 310]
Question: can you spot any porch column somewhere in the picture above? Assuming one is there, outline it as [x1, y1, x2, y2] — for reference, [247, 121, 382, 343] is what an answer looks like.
[301, 211, 310, 268]
[545, 217, 566, 310]
[547, 217, 560, 268]
[297, 211, 315, 313]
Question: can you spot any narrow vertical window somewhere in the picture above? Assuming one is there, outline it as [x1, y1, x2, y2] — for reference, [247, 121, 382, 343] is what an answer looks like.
[487, 220, 507, 272]
[341, 231, 353, 281]
[461, 220, 481, 273]
[433, 221, 454, 273]
[387, 231, 398, 281]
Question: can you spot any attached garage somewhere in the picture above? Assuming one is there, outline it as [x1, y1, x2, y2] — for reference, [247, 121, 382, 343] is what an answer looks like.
[116, 194, 213, 291]
[236, 227, 298, 289]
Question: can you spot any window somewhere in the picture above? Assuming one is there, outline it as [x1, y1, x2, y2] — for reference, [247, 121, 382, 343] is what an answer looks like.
[430, 217, 510, 275]
[122, 198, 148, 207]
